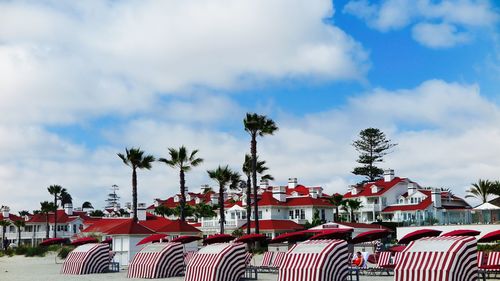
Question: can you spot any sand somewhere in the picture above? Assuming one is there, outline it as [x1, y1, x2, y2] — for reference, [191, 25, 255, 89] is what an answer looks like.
[0, 253, 394, 281]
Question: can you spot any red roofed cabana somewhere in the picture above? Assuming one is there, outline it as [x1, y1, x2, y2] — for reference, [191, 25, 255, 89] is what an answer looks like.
[71, 237, 98, 246]
[184, 242, 246, 281]
[395, 236, 477, 281]
[278, 239, 349, 281]
[309, 229, 352, 240]
[127, 242, 184, 279]
[478, 229, 500, 243]
[441, 229, 481, 237]
[350, 229, 392, 244]
[61, 243, 110, 275]
[203, 234, 235, 245]
[398, 229, 441, 244]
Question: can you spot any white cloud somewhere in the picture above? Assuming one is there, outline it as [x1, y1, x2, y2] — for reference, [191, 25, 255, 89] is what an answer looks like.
[344, 0, 499, 48]
[0, 0, 368, 126]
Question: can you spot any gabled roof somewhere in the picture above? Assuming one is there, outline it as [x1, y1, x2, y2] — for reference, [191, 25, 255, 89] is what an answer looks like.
[0, 213, 22, 222]
[106, 220, 155, 235]
[241, 220, 304, 231]
[286, 196, 332, 207]
[257, 191, 283, 206]
[28, 210, 78, 224]
[343, 177, 406, 198]
[139, 213, 172, 232]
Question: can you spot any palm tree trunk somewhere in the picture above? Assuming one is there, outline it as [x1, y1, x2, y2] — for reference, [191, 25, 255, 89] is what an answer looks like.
[45, 213, 49, 239]
[219, 184, 225, 234]
[180, 169, 186, 221]
[335, 206, 339, 222]
[2, 227, 5, 250]
[251, 134, 259, 234]
[18, 227, 21, 246]
[350, 209, 355, 223]
[246, 176, 251, 235]
[132, 167, 138, 221]
[53, 195, 57, 238]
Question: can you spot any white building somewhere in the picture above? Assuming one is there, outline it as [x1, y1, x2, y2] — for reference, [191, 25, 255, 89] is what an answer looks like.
[343, 169, 471, 225]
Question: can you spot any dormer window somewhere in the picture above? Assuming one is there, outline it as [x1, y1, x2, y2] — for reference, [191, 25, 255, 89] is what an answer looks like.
[195, 198, 201, 204]
[371, 185, 380, 194]
[399, 198, 404, 204]
[186, 195, 191, 201]
[291, 191, 299, 197]
[174, 195, 179, 202]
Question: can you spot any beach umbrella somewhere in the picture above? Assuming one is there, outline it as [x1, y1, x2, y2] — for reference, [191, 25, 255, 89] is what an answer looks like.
[101, 237, 112, 244]
[71, 237, 98, 246]
[39, 237, 68, 246]
[350, 229, 392, 244]
[441, 229, 481, 237]
[398, 229, 441, 245]
[388, 245, 406, 252]
[171, 235, 202, 244]
[269, 231, 310, 244]
[478, 229, 500, 243]
[136, 233, 168, 246]
[235, 233, 267, 243]
[203, 234, 235, 245]
[309, 229, 352, 240]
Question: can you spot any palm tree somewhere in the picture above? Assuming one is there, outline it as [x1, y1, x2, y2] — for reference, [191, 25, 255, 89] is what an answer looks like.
[327, 194, 344, 222]
[60, 190, 72, 206]
[243, 113, 278, 234]
[47, 185, 66, 238]
[40, 201, 55, 238]
[0, 220, 11, 250]
[207, 165, 241, 234]
[154, 205, 174, 218]
[242, 154, 274, 234]
[342, 199, 363, 222]
[18, 210, 30, 217]
[13, 220, 25, 246]
[492, 180, 500, 197]
[193, 203, 216, 220]
[118, 147, 155, 221]
[466, 179, 494, 204]
[158, 146, 203, 221]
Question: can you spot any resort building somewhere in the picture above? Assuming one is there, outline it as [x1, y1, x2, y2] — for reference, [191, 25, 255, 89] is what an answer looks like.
[2, 204, 89, 245]
[343, 169, 472, 225]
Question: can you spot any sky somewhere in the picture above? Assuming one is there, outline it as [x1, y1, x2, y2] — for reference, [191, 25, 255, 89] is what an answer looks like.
[1, 0, 500, 212]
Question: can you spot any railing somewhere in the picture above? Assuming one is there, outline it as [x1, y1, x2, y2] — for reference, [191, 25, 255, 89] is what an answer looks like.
[200, 218, 247, 229]
[359, 203, 383, 212]
[5, 231, 76, 240]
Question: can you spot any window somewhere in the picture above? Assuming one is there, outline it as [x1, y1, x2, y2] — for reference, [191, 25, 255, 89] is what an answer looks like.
[300, 209, 305, 220]
[295, 209, 300, 219]
[231, 213, 235, 219]
[321, 209, 326, 220]
[289, 211, 293, 219]
[258, 211, 262, 219]
[73, 225, 77, 234]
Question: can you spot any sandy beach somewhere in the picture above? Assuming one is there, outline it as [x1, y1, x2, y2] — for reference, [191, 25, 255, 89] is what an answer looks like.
[0, 253, 394, 281]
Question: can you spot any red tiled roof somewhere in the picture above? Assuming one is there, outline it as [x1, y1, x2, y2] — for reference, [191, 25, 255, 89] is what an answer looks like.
[343, 177, 406, 198]
[139, 214, 172, 232]
[82, 218, 128, 233]
[106, 220, 155, 235]
[0, 213, 22, 222]
[28, 210, 77, 224]
[286, 185, 310, 196]
[241, 220, 305, 231]
[257, 191, 283, 206]
[286, 197, 332, 207]
[155, 220, 201, 233]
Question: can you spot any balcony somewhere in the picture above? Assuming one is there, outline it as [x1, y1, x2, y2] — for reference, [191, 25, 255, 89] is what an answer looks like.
[359, 203, 383, 212]
[200, 218, 247, 230]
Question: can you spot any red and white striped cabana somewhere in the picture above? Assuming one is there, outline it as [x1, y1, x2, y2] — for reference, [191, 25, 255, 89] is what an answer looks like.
[395, 236, 477, 281]
[184, 242, 246, 281]
[278, 239, 349, 281]
[127, 242, 184, 279]
[61, 243, 110, 275]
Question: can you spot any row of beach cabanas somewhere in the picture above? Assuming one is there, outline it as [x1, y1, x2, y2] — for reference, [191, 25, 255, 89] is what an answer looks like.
[46, 226, 500, 280]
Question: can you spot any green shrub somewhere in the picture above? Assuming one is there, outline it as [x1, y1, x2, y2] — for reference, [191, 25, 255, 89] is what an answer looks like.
[478, 244, 500, 252]
[15, 246, 28, 255]
[58, 246, 74, 259]
[47, 244, 62, 252]
[24, 246, 48, 257]
[4, 248, 14, 257]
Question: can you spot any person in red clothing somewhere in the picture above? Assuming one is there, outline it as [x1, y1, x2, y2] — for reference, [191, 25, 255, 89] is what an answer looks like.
[352, 251, 364, 267]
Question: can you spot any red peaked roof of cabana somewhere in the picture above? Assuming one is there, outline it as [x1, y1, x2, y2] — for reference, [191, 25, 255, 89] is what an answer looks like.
[441, 229, 481, 237]
[155, 220, 201, 233]
[398, 229, 442, 244]
[241, 219, 304, 231]
[350, 229, 392, 244]
[478, 229, 500, 243]
[106, 220, 155, 235]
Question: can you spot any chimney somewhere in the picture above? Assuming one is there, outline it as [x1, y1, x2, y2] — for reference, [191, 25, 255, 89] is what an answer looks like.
[260, 179, 269, 189]
[64, 203, 73, 216]
[272, 186, 286, 202]
[407, 182, 417, 195]
[288, 178, 298, 189]
[210, 193, 219, 205]
[431, 188, 442, 208]
[137, 203, 147, 221]
[1, 206, 10, 218]
[384, 169, 395, 182]
[310, 189, 318, 199]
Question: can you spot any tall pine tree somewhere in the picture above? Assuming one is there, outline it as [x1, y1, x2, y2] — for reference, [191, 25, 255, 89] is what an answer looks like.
[352, 128, 397, 182]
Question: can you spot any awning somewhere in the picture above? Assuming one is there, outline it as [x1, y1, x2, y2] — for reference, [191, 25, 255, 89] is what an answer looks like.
[478, 229, 500, 243]
[269, 231, 310, 244]
[136, 234, 168, 246]
[441, 229, 480, 237]
[203, 234, 235, 245]
[234, 233, 267, 243]
[309, 229, 352, 240]
[71, 237, 98, 246]
[398, 229, 441, 244]
[350, 229, 391, 244]
[171, 235, 202, 244]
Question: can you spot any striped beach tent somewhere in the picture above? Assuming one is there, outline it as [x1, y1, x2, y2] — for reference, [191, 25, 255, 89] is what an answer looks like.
[61, 243, 110, 275]
[127, 242, 184, 279]
[394, 236, 477, 281]
[278, 239, 349, 281]
[184, 242, 246, 281]
[272, 251, 286, 269]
